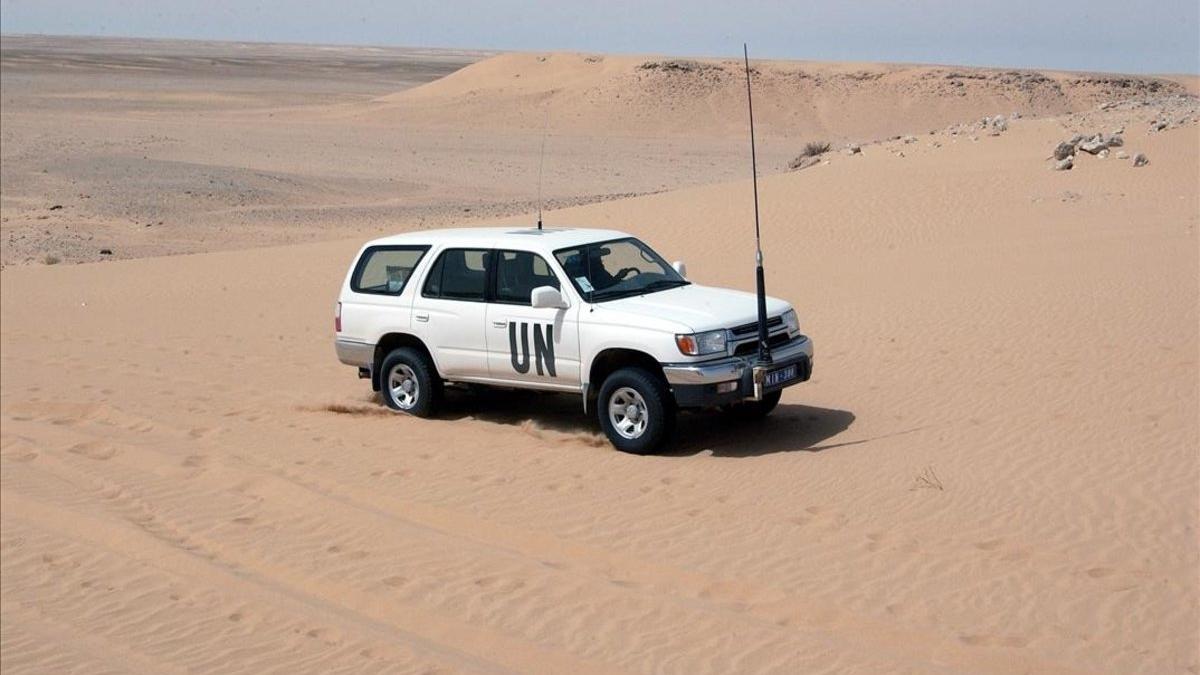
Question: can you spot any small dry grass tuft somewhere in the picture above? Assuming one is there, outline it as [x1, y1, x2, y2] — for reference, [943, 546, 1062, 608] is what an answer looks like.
[911, 465, 944, 491]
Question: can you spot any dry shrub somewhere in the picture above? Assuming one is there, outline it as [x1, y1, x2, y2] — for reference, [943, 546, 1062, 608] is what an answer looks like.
[801, 141, 831, 157]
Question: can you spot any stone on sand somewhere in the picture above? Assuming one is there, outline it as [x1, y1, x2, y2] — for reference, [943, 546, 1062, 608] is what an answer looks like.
[1053, 141, 1076, 160]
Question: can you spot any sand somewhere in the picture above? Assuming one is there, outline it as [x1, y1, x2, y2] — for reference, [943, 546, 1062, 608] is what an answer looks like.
[2, 36, 1198, 674]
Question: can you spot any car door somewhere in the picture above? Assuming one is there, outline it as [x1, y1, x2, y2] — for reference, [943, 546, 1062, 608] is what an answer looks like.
[486, 249, 581, 389]
[409, 247, 491, 379]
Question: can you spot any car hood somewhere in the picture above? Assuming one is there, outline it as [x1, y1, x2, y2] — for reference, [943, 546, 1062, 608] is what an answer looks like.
[590, 284, 791, 333]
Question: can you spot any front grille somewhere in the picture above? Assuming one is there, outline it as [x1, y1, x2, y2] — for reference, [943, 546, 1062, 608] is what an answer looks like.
[730, 316, 783, 337]
[733, 332, 792, 356]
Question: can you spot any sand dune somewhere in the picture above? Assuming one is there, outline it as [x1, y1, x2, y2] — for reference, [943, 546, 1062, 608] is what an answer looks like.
[366, 51, 1192, 140]
[1, 38, 804, 267]
[4, 37, 1193, 268]
[3, 59, 1197, 673]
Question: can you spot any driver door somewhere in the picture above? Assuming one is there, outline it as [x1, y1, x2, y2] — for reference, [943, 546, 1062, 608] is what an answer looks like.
[485, 249, 581, 389]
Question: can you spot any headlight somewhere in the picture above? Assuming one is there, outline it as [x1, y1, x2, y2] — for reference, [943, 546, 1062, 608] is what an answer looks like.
[676, 329, 728, 356]
[782, 309, 800, 335]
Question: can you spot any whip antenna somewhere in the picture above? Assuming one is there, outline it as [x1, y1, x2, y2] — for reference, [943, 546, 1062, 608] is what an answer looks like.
[536, 106, 550, 230]
[744, 44, 772, 368]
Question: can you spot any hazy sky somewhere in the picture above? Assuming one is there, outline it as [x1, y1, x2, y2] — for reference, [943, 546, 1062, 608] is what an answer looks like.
[2, 0, 1197, 74]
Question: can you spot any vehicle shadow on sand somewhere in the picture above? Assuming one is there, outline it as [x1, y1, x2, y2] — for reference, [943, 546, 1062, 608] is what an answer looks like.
[440, 389, 857, 457]
[666, 404, 857, 457]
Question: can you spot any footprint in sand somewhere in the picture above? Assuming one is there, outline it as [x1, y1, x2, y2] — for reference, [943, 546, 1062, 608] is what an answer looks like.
[68, 440, 119, 460]
[960, 634, 1029, 648]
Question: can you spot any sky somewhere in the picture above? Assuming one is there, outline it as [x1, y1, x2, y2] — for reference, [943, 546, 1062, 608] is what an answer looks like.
[1, 0, 1197, 74]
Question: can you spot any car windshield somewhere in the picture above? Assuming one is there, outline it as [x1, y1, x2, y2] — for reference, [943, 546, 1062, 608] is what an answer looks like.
[555, 237, 689, 302]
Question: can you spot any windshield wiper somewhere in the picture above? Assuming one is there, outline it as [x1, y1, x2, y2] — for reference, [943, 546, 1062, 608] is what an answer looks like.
[639, 279, 690, 293]
[590, 279, 688, 302]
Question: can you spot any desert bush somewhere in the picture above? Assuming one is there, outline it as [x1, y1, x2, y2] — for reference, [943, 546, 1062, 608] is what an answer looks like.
[787, 141, 832, 170]
[43, 254, 60, 265]
[801, 141, 831, 157]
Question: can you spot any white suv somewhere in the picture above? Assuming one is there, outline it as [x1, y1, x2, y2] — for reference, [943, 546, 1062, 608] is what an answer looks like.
[334, 227, 813, 453]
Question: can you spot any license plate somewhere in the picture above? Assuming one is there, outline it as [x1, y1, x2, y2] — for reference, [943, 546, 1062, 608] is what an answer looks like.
[765, 364, 798, 388]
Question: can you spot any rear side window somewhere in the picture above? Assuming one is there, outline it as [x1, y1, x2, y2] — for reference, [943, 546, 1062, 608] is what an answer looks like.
[422, 248, 491, 302]
[495, 250, 561, 304]
[352, 246, 429, 295]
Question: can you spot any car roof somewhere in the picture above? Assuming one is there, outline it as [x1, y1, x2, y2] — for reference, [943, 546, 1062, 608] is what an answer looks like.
[362, 226, 634, 253]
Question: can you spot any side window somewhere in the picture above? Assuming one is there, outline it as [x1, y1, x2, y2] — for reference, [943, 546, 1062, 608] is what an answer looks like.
[421, 252, 445, 297]
[422, 248, 490, 301]
[495, 250, 561, 304]
[352, 246, 428, 295]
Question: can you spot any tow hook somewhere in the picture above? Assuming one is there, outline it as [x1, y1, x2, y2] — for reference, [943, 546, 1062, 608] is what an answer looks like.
[751, 366, 766, 401]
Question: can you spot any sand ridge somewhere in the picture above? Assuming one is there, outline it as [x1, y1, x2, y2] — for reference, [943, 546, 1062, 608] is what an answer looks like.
[367, 51, 1192, 139]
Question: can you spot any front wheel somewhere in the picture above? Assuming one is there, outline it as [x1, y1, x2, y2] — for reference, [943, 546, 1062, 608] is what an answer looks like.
[597, 367, 676, 454]
[379, 347, 442, 417]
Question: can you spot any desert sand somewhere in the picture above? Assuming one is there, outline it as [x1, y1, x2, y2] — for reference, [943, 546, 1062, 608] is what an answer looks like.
[2, 36, 1198, 674]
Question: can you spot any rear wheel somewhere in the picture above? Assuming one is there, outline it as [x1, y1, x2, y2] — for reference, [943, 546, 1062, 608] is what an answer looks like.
[379, 347, 442, 417]
[722, 390, 781, 420]
[597, 367, 675, 454]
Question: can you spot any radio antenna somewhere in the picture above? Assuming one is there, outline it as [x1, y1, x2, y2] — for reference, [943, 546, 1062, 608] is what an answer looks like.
[744, 43, 772, 366]
[536, 105, 550, 230]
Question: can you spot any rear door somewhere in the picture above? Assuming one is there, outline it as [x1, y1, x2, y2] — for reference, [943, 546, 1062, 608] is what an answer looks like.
[485, 249, 581, 389]
[410, 248, 492, 379]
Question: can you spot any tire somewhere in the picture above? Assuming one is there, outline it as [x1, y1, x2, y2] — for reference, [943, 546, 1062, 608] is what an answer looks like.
[722, 390, 781, 421]
[379, 347, 442, 417]
[597, 367, 676, 454]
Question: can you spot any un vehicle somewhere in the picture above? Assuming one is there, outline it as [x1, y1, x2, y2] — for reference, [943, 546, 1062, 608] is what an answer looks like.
[334, 227, 813, 453]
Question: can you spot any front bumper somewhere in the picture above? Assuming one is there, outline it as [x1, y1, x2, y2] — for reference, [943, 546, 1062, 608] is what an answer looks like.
[662, 334, 813, 408]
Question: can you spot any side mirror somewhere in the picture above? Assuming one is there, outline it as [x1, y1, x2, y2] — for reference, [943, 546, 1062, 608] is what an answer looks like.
[672, 261, 687, 278]
[531, 286, 567, 309]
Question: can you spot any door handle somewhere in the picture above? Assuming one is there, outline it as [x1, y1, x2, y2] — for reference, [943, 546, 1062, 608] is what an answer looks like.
[415, 313, 429, 322]
[492, 320, 508, 328]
